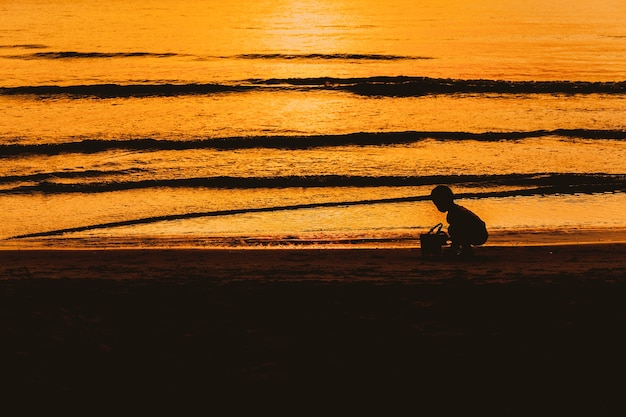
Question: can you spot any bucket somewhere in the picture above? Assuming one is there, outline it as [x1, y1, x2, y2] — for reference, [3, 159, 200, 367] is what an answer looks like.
[420, 223, 448, 257]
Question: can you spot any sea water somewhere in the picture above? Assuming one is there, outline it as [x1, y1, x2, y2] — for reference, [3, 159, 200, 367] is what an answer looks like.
[1, 0, 625, 248]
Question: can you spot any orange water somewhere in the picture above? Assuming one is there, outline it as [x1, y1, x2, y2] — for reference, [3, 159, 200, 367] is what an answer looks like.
[1, 0, 625, 248]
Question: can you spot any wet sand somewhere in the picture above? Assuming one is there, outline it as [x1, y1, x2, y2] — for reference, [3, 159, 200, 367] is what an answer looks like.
[1, 244, 625, 414]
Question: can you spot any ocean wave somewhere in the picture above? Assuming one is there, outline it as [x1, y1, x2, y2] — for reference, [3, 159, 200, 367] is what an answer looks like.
[7, 51, 180, 59]
[249, 76, 626, 96]
[8, 175, 626, 239]
[4, 50, 427, 61]
[252, 76, 626, 96]
[0, 83, 252, 98]
[2, 173, 624, 195]
[1, 130, 625, 157]
[0, 44, 47, 50]
[0, 168, 147, 185]
[2, 77, 624, 98]
[233, 53, 431, 60]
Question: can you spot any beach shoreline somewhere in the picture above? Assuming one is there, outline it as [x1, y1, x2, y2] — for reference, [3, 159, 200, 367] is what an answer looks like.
[3, 226, 626, 251]
[1, 243, 625, 413]
[2, 242, 626, 285]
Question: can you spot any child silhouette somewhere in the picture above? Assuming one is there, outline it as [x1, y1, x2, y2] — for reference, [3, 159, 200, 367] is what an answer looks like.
[430, 185, 488, 257]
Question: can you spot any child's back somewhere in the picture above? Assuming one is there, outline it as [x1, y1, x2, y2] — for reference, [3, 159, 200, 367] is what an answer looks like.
[430, 185, 488, 256]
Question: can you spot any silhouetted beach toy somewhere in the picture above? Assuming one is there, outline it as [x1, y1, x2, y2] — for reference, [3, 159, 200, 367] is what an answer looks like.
[420, 223, 449, 257]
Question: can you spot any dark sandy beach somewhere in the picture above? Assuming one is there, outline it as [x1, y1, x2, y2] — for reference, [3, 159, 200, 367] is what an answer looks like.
[1, 244, 625, 414]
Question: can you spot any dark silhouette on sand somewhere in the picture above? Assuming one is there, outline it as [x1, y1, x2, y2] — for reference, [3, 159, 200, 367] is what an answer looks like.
[431, 185, 488, 256]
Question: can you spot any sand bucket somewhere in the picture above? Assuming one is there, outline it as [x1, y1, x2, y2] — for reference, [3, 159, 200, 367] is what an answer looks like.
[420, 223, 449, 257]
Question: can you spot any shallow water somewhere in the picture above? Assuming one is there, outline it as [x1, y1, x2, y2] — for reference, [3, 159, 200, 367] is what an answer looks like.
[1, 0, 625, 248]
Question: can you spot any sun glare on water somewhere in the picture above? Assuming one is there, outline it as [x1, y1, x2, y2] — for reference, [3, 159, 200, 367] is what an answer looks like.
[251, 0, 360, 53]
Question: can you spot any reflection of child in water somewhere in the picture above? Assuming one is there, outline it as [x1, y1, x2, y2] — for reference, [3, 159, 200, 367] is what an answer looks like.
[431, 185, 488, 257]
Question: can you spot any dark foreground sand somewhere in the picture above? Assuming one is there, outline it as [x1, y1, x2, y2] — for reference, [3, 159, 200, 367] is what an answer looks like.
[1, 244, 625, 414]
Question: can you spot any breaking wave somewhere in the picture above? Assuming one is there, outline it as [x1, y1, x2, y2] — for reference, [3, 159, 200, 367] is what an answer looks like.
[10, 51, 180, 59]
[2, 77, 625, 98]
[5, 51, 426, 61]
[233, 53, 431, 60]
[1, 130, 625, 157]
[1, 172, 624, 195]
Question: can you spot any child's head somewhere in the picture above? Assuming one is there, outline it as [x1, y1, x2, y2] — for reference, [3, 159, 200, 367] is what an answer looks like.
[431, 185, 454, 212]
